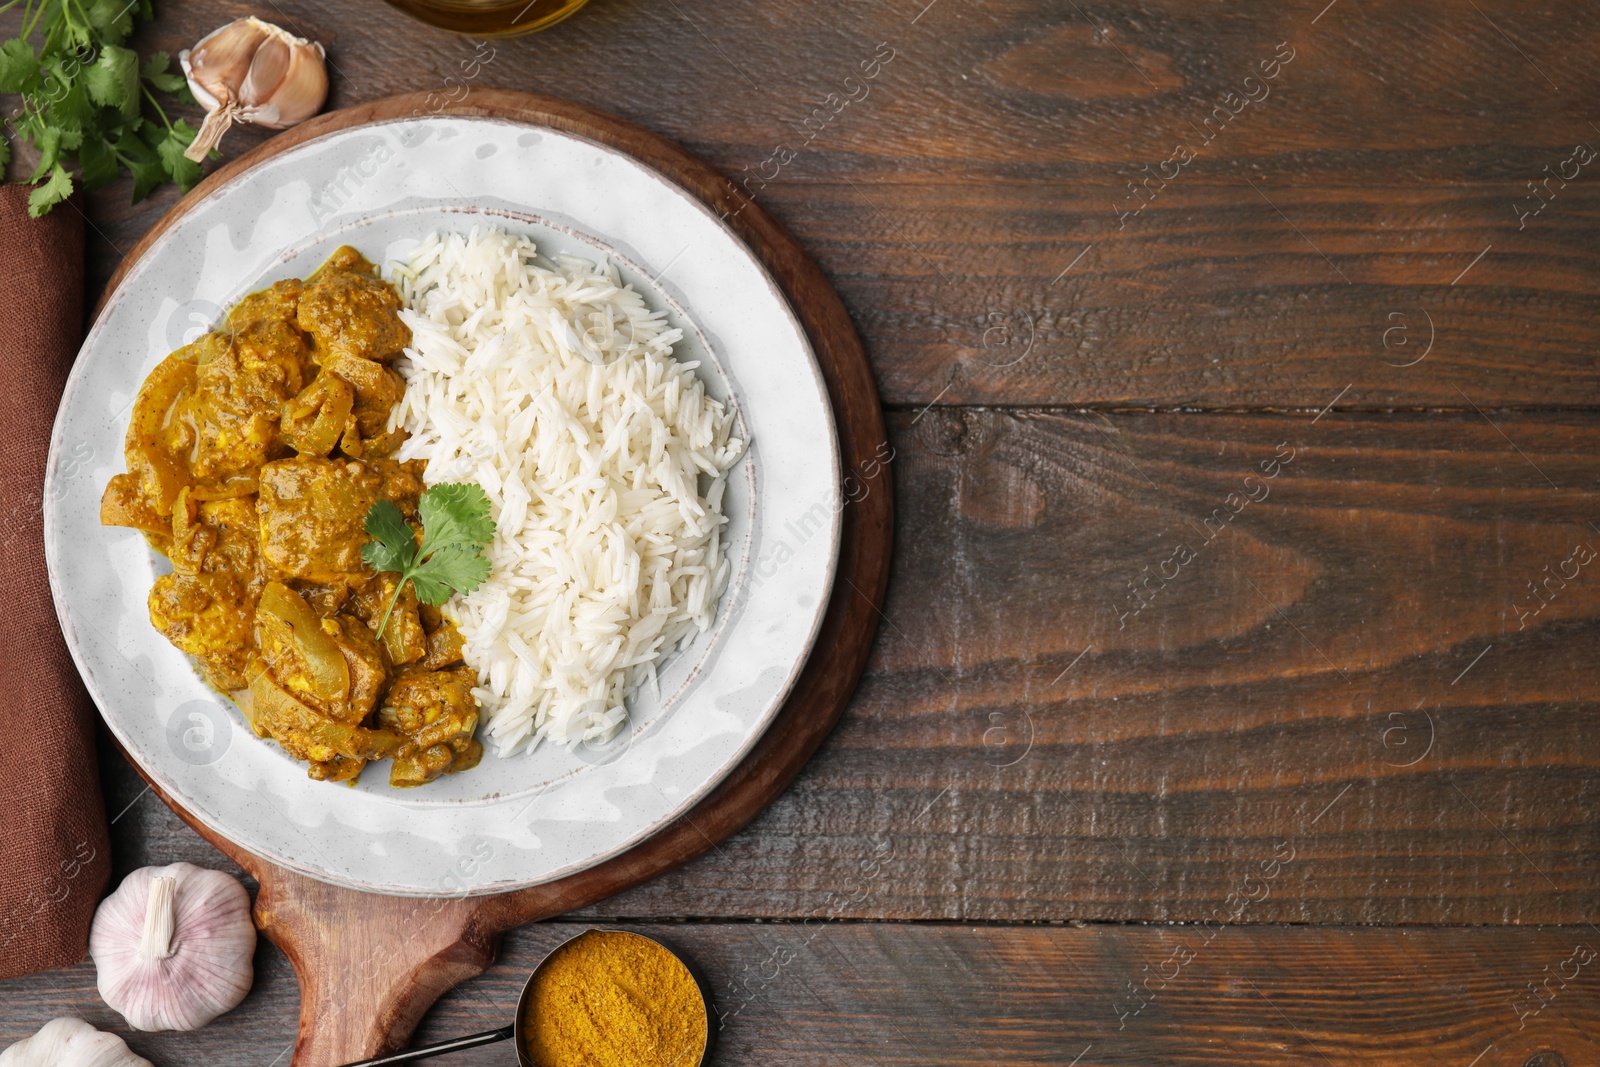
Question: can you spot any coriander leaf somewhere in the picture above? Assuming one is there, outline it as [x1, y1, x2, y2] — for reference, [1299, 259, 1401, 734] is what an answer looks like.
[27, 164, 74, 217]
[85, 0, 135, 44]
[38, 55, 81, 113]
[409, 543, 492, 606]
[361, 500, 418, 575]
[49, 78, 96, 136]
[121, 133, 166, 202]
[77, 134, 119, 188]
[417, 482, 495, 557]
[115, 126, 154, 156]
[129, 163, 166, 200]
[140, 50, 186, 93]
[0, 38, 38, 93]
[62, 17, 94, 52]
[137, 116, 166, 149]
[156, 125, 202, 190]
[0, 137, 9, 174]
[362, 483, 496, 640]
[406, 571, 454, 608]
[4, 0, 198, 213]
[27, 125, 62, 183]
[84, 44, 139, 115]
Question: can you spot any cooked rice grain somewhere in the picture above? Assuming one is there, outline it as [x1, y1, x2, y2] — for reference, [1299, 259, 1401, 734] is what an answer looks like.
[388, 229, 742, 753]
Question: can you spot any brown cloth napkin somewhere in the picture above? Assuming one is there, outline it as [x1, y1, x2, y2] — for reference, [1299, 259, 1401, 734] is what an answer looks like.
[0, 186, 113, 979]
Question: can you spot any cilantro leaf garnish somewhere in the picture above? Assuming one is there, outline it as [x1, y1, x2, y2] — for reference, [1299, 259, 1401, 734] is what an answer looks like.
[418, 481, 498, 555]
[361, 483, 496, 641]
[360, 500, 418, 575]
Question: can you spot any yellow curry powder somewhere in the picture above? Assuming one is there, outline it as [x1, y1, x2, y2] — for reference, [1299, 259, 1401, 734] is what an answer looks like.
[520, 930, 708, 1067]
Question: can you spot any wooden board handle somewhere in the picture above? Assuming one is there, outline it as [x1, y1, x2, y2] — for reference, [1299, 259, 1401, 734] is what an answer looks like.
[254, 868, 500, 1066]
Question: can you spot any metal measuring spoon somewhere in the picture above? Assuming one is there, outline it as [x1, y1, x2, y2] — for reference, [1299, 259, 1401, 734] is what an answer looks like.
[338, 930, 714, 1067]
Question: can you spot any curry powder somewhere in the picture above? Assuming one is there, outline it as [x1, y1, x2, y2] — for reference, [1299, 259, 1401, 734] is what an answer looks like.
[520, 930, 708, 1067]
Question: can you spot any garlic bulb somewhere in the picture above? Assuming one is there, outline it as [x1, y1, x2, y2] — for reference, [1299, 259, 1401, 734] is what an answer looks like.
[180, 17, 329, 163]
[0, 1017, 152, 1067]
[89, 863, 256, 1032]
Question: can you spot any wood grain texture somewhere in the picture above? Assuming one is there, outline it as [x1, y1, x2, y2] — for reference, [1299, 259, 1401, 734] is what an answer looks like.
[7, 922, 1600, 1066]
[38, 0, 1600, 409]
[77, 90, 890, 1066]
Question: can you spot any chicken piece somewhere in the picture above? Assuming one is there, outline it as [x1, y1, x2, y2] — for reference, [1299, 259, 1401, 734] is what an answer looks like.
[280, 372, 355, 458]
[326, 353, 405, 437]
[379, 666, 483, 787]
[255, 581, 354, 716]
[297, 247, 411, 365]
[331, 614, 391, 722]
[350, 572, 427, 667]
[258, 456, 424, 584]
[104, 349, 199, 526]
[169, 493, 262, 589]
[244, 662, 405, 778]
[421, 620, 466, 671]
[257, 604, 388, 726]
[308, 755, 366, 783]
[227, 278, 305, 330]
[295, 582, 351, 617]
[100, 473, 168, 537]
[148, 572, 255, 690]
[185, 320, 311, 485]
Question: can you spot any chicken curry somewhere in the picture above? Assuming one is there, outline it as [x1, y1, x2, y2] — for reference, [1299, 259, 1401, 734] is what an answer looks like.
[101, 247, 482, 787]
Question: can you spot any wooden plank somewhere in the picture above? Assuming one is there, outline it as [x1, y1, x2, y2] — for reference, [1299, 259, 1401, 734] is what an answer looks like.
[101, 409, 1600, 925]
[5, 922, 1599, 1065]
[584, 408, 1600, 924]
[50, 0, 1600, 408]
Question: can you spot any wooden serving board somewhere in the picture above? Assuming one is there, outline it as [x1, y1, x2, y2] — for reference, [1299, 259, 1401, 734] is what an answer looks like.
[98, 90, 892, 1066]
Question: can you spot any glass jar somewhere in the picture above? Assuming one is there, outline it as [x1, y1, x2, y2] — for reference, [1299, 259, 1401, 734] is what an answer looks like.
[381, 0, 590, 37]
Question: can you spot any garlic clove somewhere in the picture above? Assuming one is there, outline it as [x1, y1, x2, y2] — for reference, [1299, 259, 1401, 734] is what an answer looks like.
[181, 17, 328, 163]
[90, 862, 257, 1033]
[241, 33, 329, 129]
[241, 33, 292, 118]
[0, 1017, 152, 1067]
[183, 16, 271, 111]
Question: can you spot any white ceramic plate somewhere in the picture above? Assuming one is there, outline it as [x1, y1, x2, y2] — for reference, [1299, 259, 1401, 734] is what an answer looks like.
[44, 116, 841, 896]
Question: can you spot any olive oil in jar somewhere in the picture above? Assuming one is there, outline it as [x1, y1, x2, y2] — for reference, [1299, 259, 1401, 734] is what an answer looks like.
[380, 0, 589, 37]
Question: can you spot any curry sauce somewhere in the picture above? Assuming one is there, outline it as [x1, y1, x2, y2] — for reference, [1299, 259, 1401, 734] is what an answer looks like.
[101, 247, 482, 787]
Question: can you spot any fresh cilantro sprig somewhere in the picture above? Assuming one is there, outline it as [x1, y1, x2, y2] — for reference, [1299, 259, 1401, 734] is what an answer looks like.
[362, 483, 496, 642]
[0, 0, 209, 216]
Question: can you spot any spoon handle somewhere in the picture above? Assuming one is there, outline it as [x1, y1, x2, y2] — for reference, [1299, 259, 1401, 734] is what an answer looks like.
[335, 1024, 517, 1066]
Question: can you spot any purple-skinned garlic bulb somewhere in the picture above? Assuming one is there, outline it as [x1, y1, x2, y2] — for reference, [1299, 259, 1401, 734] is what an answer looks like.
[0, 1017, 152, 1067]
[89, 862, 256, 1031]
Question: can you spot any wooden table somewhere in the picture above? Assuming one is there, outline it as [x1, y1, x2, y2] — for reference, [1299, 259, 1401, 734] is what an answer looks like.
[5, 0, 1600, 1063]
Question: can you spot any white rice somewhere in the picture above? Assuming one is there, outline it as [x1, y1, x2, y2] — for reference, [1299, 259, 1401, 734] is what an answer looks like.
[386, 229, 743, 754]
